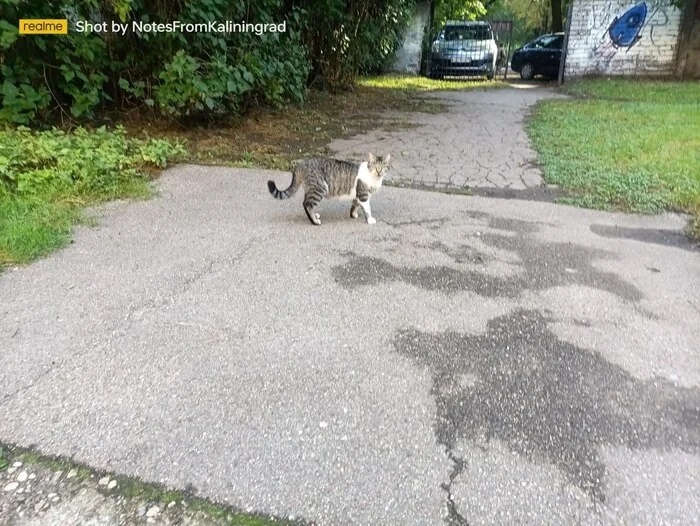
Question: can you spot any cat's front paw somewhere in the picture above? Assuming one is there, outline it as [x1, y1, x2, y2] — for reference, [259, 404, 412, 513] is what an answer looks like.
[367, 217, 377, 225]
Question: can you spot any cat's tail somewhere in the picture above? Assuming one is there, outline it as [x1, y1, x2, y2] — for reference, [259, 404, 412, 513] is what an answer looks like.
[268, 168, 302, 200]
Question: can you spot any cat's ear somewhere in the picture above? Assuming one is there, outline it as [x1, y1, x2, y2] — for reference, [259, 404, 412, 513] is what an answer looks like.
[368, 152, 377, 165]
[384, 153, 391, 164]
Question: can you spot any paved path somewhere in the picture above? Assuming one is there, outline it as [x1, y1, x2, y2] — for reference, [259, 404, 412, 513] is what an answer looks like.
[1, 163, 698, 525]
[329, 84, 567, 196]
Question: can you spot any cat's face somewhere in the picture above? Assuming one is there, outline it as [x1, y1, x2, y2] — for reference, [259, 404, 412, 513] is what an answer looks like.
[368, 152, 391, 178]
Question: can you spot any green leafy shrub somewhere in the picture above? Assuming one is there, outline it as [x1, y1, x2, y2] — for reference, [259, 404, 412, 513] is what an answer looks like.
[0, 0, 311, 123]
[0, 0, 422, 119]
[0, 125, 185, 197]
[0, 125, 185, 265]
[297, 0, 416, 90]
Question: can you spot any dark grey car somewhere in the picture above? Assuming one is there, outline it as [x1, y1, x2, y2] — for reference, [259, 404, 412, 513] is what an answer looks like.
[510, 33, 566, 80]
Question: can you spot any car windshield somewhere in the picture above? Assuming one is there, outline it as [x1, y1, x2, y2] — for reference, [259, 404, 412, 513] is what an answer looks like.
[528, 35, 559, 48]
[443, 26, 493, 41]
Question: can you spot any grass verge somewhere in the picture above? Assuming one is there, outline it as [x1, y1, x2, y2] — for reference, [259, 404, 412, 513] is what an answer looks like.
[0, 126, 185, 267]
[358, 73, 506, 91]
[1, 443, 302, 525]
[528, 78, 700, 239]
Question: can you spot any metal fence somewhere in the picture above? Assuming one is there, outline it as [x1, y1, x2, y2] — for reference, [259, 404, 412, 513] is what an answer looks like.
[425, 20, 514, 81]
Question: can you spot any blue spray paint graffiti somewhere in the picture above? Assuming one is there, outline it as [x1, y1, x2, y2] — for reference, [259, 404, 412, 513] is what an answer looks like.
[591, 1, 658, 70]
[590, 0, 674, 71]
[608, 2, 648, 48]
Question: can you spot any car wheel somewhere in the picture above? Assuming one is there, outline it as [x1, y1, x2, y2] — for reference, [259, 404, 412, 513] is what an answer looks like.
[520, 62, 535, 80]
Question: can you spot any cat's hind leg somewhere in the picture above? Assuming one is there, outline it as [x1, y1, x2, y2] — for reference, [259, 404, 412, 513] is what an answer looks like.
[303, 184, 326, 225]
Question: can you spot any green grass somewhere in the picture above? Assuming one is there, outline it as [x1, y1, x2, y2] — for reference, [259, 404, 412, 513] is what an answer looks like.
[0, 446, 9, 471]
[0, 197, 81, 264]
[1, 443, 301, 526]
[358, 72, 505, 91]
[0, 126, 184, 267]
[529, 78, 700, 238]
[563, 77, 700, 104]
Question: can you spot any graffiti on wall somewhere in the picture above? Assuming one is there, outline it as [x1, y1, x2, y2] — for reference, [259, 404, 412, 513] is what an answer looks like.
[609, 2, 648, 46]
[591, 0, 672, 70]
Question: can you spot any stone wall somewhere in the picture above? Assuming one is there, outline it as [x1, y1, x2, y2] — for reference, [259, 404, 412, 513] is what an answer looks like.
[392, 0, 431, 74]
[565, 0, 683, 76]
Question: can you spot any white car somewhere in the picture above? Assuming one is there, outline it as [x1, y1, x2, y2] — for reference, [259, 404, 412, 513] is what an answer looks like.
[428, 21, 499, 80]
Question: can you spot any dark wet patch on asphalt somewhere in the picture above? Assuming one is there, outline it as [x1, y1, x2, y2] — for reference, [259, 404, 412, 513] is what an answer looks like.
[422, 241, 488, 265]
[393, 309, 700, 502]
[382, 217, 448, 230]
[461, 211, 556, 233]
[468, 184, 566, 203]
[590, 224, 699, 252]
[333, 221, 642, 302]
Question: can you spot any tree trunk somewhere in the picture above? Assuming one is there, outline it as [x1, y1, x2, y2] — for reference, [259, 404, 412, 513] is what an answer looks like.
[552, 0, 563, 32]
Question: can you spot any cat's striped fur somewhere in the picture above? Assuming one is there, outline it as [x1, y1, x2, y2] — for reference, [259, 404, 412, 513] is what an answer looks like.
[268, 153, 391, 225]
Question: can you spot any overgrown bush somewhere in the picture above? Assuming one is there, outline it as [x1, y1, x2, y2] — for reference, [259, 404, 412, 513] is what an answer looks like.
[297, 0, 415, 90]
[0, 125, 185, 197]
[0, 0, 310, 124]
[0, 0, 421, 123]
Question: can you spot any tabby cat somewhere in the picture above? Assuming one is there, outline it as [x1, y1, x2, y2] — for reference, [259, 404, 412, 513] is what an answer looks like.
[267, 153, 391, 225]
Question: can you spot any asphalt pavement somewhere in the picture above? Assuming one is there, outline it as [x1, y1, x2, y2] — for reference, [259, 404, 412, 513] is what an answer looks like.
[1, 165, 698, 525]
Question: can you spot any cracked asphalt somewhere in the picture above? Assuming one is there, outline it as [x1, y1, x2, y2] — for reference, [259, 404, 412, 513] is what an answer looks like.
[1, 87, 700, 526]
[329, 84, 567, 196]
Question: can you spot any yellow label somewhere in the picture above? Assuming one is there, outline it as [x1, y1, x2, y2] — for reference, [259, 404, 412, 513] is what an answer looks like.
[19, 19, 68, 35]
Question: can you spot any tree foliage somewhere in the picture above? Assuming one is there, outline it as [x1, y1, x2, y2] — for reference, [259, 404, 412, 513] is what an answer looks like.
[486, 0, 572, 48]
[291, 0, 416, 89]
[0, 0, 417, 124]
[432, 0, 487, 28]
